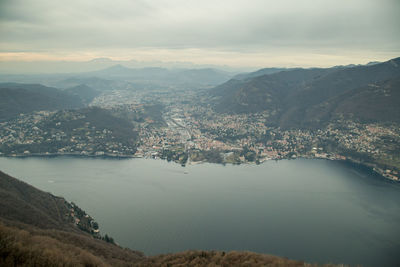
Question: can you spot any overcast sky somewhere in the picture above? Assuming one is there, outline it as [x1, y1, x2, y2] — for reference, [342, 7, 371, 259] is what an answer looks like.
[0, 0, 399, 68]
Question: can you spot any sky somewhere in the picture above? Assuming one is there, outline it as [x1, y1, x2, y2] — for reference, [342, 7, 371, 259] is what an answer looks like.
[0, 0, 399, 69]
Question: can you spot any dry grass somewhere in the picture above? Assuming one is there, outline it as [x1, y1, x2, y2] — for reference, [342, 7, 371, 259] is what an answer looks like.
[0, 222, 143, 267]
[0, 170, 345, 267]
[136, 250, 341, 267]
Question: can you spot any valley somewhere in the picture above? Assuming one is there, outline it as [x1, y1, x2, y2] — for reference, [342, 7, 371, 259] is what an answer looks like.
[1, 58, 399, 181]
[1, 1, 399, 266]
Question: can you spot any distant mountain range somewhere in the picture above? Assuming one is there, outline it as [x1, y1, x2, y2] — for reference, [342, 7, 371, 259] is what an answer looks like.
[232, 67, 294, 80]
[0, 83, 84, 121]
[212, 57, 400, 128]
[1, 58, 399, 127]
[77, 65, 234, 89]
[0, 57, 250, 74]
[0, 65, 235, 91]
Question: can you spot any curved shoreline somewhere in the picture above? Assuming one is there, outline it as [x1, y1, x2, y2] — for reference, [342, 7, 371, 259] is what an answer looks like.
[1, 152, 398, 182]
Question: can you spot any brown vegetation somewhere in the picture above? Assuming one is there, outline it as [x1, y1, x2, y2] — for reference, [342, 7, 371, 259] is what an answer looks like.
[0, 170, 343, 266]
[0, 222, 143, 266]
[1, 223, 334, 267]
[140, 250, 313, 267]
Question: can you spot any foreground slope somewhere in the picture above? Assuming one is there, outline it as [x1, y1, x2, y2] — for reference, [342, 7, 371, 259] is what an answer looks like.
[0, 170, 144, 266]
[0, 170, 73, 230]
[0, 170, 335, 266]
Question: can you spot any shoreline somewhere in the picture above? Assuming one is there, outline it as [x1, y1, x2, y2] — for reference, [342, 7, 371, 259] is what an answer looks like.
[0, 152, 136, 160]
[1, 152, 398, 182]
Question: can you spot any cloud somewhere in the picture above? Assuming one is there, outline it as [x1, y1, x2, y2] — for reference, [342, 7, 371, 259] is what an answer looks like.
[0, 0, 399, 66]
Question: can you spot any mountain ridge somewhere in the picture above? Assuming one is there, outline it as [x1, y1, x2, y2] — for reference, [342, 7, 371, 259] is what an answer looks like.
[0, 83, 84, 121]
[211, 57, 400, 128]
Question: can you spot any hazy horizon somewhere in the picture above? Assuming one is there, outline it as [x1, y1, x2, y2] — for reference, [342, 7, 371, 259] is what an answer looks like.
[1, 56, 398, 75]
[1, 0, 399, 72]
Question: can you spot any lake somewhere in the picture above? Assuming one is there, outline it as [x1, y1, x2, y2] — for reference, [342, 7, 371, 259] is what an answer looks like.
[0, 157, 399, 266]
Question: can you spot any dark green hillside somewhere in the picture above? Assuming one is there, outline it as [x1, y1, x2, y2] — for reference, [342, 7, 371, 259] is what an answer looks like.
[0, 170, 73, 230]
[334, 78, 400, 122]
[281, 58, 400, 127]
[213, 68, 334, 114]
[0, 170, 102, 235]
[0, 83, 84, 121]
[53, 76, 136, 91]
[303, 77, 400, 125]
[212, 57, 400, 128]
[64, 84, 101, 104]
[233, 67, 291, 80]
[0, 107, 138, 156]
[44, 107, 137, 143]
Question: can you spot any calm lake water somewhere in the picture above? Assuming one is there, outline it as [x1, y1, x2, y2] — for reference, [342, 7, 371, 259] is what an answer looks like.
[0, 157, 399, 266]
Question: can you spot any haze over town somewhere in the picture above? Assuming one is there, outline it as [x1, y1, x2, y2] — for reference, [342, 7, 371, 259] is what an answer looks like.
[1, 1, 400, 266]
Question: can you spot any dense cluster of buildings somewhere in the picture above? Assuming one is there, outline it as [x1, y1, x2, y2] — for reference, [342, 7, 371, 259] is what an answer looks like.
[1, 89, 399, 181]
[0, 110, 136, 157]
[136, 104, 400, 181]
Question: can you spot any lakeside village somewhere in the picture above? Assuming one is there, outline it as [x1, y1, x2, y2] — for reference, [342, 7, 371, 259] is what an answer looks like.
[0, 105, 399, 182]
[66, 200, 100, 237]
[65, 199, 115, 244]
[137, 105, 400, 181]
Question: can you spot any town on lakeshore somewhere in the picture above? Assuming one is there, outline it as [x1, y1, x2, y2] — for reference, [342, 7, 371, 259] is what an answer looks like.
[2, 1, 400, 266]
[1, 86, 399, 182]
